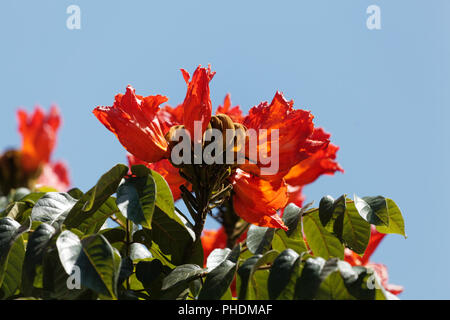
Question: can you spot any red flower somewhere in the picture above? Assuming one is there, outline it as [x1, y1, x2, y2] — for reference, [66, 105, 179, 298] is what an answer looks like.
[240, 92, 328, 181]
[17, 106, 71, 191]
[215, 94, 244, 123]
[157, 104, 184, 135]
[232, 169, 288, 230]
[93, 85, 170, 163]
[344, 226, 403, 296]
[181, 65, 216, 143]
[283, 128, 343, 207]
[17, 106, 61, 172]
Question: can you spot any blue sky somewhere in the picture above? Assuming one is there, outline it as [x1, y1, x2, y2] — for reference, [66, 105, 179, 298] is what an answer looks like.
[0, 1, 448, 299]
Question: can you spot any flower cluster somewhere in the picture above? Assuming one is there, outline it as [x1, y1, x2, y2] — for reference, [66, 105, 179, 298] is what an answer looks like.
[94, 65, 343, 230]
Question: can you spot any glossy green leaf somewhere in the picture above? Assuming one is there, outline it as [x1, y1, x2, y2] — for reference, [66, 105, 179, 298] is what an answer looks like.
[76, 234, 122, 299]
[0, 235, 25, 298]
[31, 192, 77, 228]
[198, 259, 237, 300]
[341, 201, 371, 254]
[294, 256, 326, 300]
[237, 250, 278, 300]
[116, 175, 156, 229]
[303, 210, 344, 259]
[355, 195, 389, 227]
[74, 197, 119, 234]
[56, 230, 83, 275]
[376, 198, 406, 237]
[268, 249, 300, 299]
[161, 264, 205, 293]
[206, 248, 231, 271]
[151, 207, 202, 266]
[64, 164, 128, 227]
[0, 217, 30, 287]
[135, 259, 164, 288]
[22, 223, 56, 295]
[246, 225, 275, 255]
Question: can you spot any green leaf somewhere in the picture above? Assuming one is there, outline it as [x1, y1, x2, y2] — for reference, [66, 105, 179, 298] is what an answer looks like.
[22, 223, 56, 295]
[149, 169, 176, 219]
[341, 201, 371, 254]
[198, 259, 237, 300]
[31, 192, 77, 228]
[0, 235, 25, 298]
[273, 203, 309, 255]
[76, 234, 122, 299]
[303, 210, 344, 259]
[268, 249, 300, 300]
[375, 199, 406, 237]
[0, 217, 31, 287]
[355, 195, 389, 227]
[99, 228, 126, 244]
[135, 259, 164, 288]
[75, 197, 119, 234]
[315, 259, 378, 300]
[131, 165, 176, 219]
[4, 201, 32, 224]
[151, 207, 202, 266]
[319, 195, 346, 234]
[246, 225, 275, 255]
[18, 192, 45, 205]
[56, 230, 83, 275]
[64, 164, 128, 227]
[116, 175, 156, 229]
[206, 248, 231, 271]
[273, 229, 307, 256]
[294, 256, 326, 300]
[161, 264, 205, 294]
[237, 250, 278, 300]
[42, 248, 92, 300]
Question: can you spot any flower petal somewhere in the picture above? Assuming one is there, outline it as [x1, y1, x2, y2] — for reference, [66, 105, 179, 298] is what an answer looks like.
[231, 169, 288, 230]
[181, 65, 215, 143]
[284, 139, 343, 188]
[242, 92, 328, 180]
[157, 104, 184, 135]
[215, 94, 244, 123]
[93, 85, 169, 163]
[17, 106, 61, 172]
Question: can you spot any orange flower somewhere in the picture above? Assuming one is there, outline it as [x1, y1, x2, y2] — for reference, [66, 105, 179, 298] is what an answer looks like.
[16, 106, 71, 191]
[17, 106, 61, 172]
[215, 94, 244, 123]
[93, 85, 169, 163]
[344, 226, 403, 296]
[127, 153, 188, 201]
[283, 128, 343, 207]
[181, 65, 215, 143]
[157, 104, 184, 135]
[240, 92, 329, 181]
[231, 169, 288, 230]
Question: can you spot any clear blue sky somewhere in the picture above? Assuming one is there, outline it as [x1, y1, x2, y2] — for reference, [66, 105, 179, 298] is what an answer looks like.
[0, 1, 448, 299]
